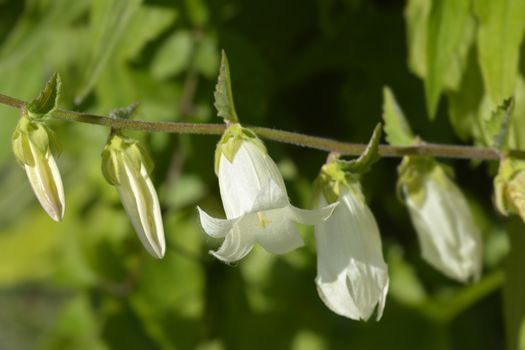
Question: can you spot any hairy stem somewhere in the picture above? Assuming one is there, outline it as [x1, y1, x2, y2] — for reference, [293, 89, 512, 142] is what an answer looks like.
[0, 92, 520, 160]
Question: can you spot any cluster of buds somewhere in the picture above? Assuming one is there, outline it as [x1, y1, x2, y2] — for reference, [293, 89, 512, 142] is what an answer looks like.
[11, 75, 165, 260]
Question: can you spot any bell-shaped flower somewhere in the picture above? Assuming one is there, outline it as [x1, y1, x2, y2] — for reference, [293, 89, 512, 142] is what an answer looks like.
[101, 133, 165, 259]
[494, 157, 525, 222]
[197, 123, 337, 263]
[398, 156, 482, 282]
[12, 114, 65, 221]
[314, 161, 389, 321]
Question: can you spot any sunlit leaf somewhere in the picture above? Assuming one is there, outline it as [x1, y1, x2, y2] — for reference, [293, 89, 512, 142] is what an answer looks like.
[474, 0, 525, 105]
[382, 86, 415, 146]
[151, 30, 194, 80]
[75, 0, 142, 103]
[425, 0, 472, 119]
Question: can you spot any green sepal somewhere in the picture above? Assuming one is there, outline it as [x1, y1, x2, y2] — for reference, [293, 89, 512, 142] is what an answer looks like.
[214, 50, 239, 123]
[11, 115, 60, 167]
[214, 123, 266, 174]
[314, 160, 364, 204]
[101, 147, 121, 186]
[45, 125, 62, 157]
[27, 73, 61, 120]
[397, 156, 453, 208]
[101, 133, 155, 185]
[340, 123, 382, 174]
[493, 157, 525, 219]
[135, 143, 155, 174]
[382, 86, 416, 146]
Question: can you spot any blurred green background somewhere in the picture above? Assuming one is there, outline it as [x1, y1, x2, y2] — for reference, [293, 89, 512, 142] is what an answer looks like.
[0, 0, 523, 349]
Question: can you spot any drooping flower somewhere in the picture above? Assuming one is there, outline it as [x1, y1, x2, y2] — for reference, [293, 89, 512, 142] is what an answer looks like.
[314, 160, 389, 321]
[398, 156, 482, 282]
[494, 157, 525, 222]
[12, 114, 65, 221]
[197, 123, 337, 263]
[101, 133, 165, 259]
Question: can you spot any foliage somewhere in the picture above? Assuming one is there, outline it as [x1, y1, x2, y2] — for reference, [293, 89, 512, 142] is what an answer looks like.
[0, 0, 524, 349]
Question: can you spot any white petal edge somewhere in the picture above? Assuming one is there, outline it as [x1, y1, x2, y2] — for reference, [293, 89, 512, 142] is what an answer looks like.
[210, 220, 255, 263]
[288, 201, 338, 225]
[197, 206, 238, 238]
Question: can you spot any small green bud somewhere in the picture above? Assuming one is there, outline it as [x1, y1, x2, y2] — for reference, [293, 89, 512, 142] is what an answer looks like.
[101, 133, 165, 259]
[12, 114, 65, 221]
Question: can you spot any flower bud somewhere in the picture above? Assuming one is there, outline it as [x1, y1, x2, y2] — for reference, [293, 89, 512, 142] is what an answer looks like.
[102, 133, 165, 259]
[314, 161, 389, 321]
[398, 157, 482, 282]
[494, 157, 525, 222]
[12, 114, 65, 221]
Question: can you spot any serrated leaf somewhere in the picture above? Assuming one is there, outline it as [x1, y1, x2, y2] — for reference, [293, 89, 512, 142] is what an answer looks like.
[382, 86, 415, 146]
[151, 30, 194, 80]
[503, 217, 525, 350]
[474, 0, 525, 105]
[425, 0, 472, 119]
[101, 148, 120, 186]
[343, 123, 382, 174]
[27, 73, 61, 119]
[214, 50, 239, 123]
[483, 97, 514, 149]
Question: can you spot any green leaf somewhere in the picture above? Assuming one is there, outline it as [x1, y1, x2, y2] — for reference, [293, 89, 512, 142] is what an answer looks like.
[214, 50, 239, 123]
[118, 5, 177, 60]
[151, 30, 194, 80]
[425, 0, 472, 119]
[447, 51, 484, 141]
[75, 0, 142, 103]
[503, 217, 525, 350]
[482, 97, 514, 149]
[404, 0, 431, 78]
[27, 73, 61, 119]
[382, 86, 415, 146]
[343, 123, 382, 174]
[474, 0, 525, 105]
[193, 35, 220, 79]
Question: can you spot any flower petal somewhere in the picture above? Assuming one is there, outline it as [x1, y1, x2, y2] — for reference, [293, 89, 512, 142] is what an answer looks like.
[197, 206, 238, 238]
[315, 191, 389, 321]
[288, 202, 338, 225]
[405, 178, 481, 282]
[218, 141, 288, 218]
[210, 218, 255, 263]
[24, 143, 65, 222]
[251, 208, 304, 254]
[118, 161, 165, 259]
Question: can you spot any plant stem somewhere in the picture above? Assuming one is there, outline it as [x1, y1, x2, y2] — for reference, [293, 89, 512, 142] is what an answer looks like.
[0, 92, 519, 160]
